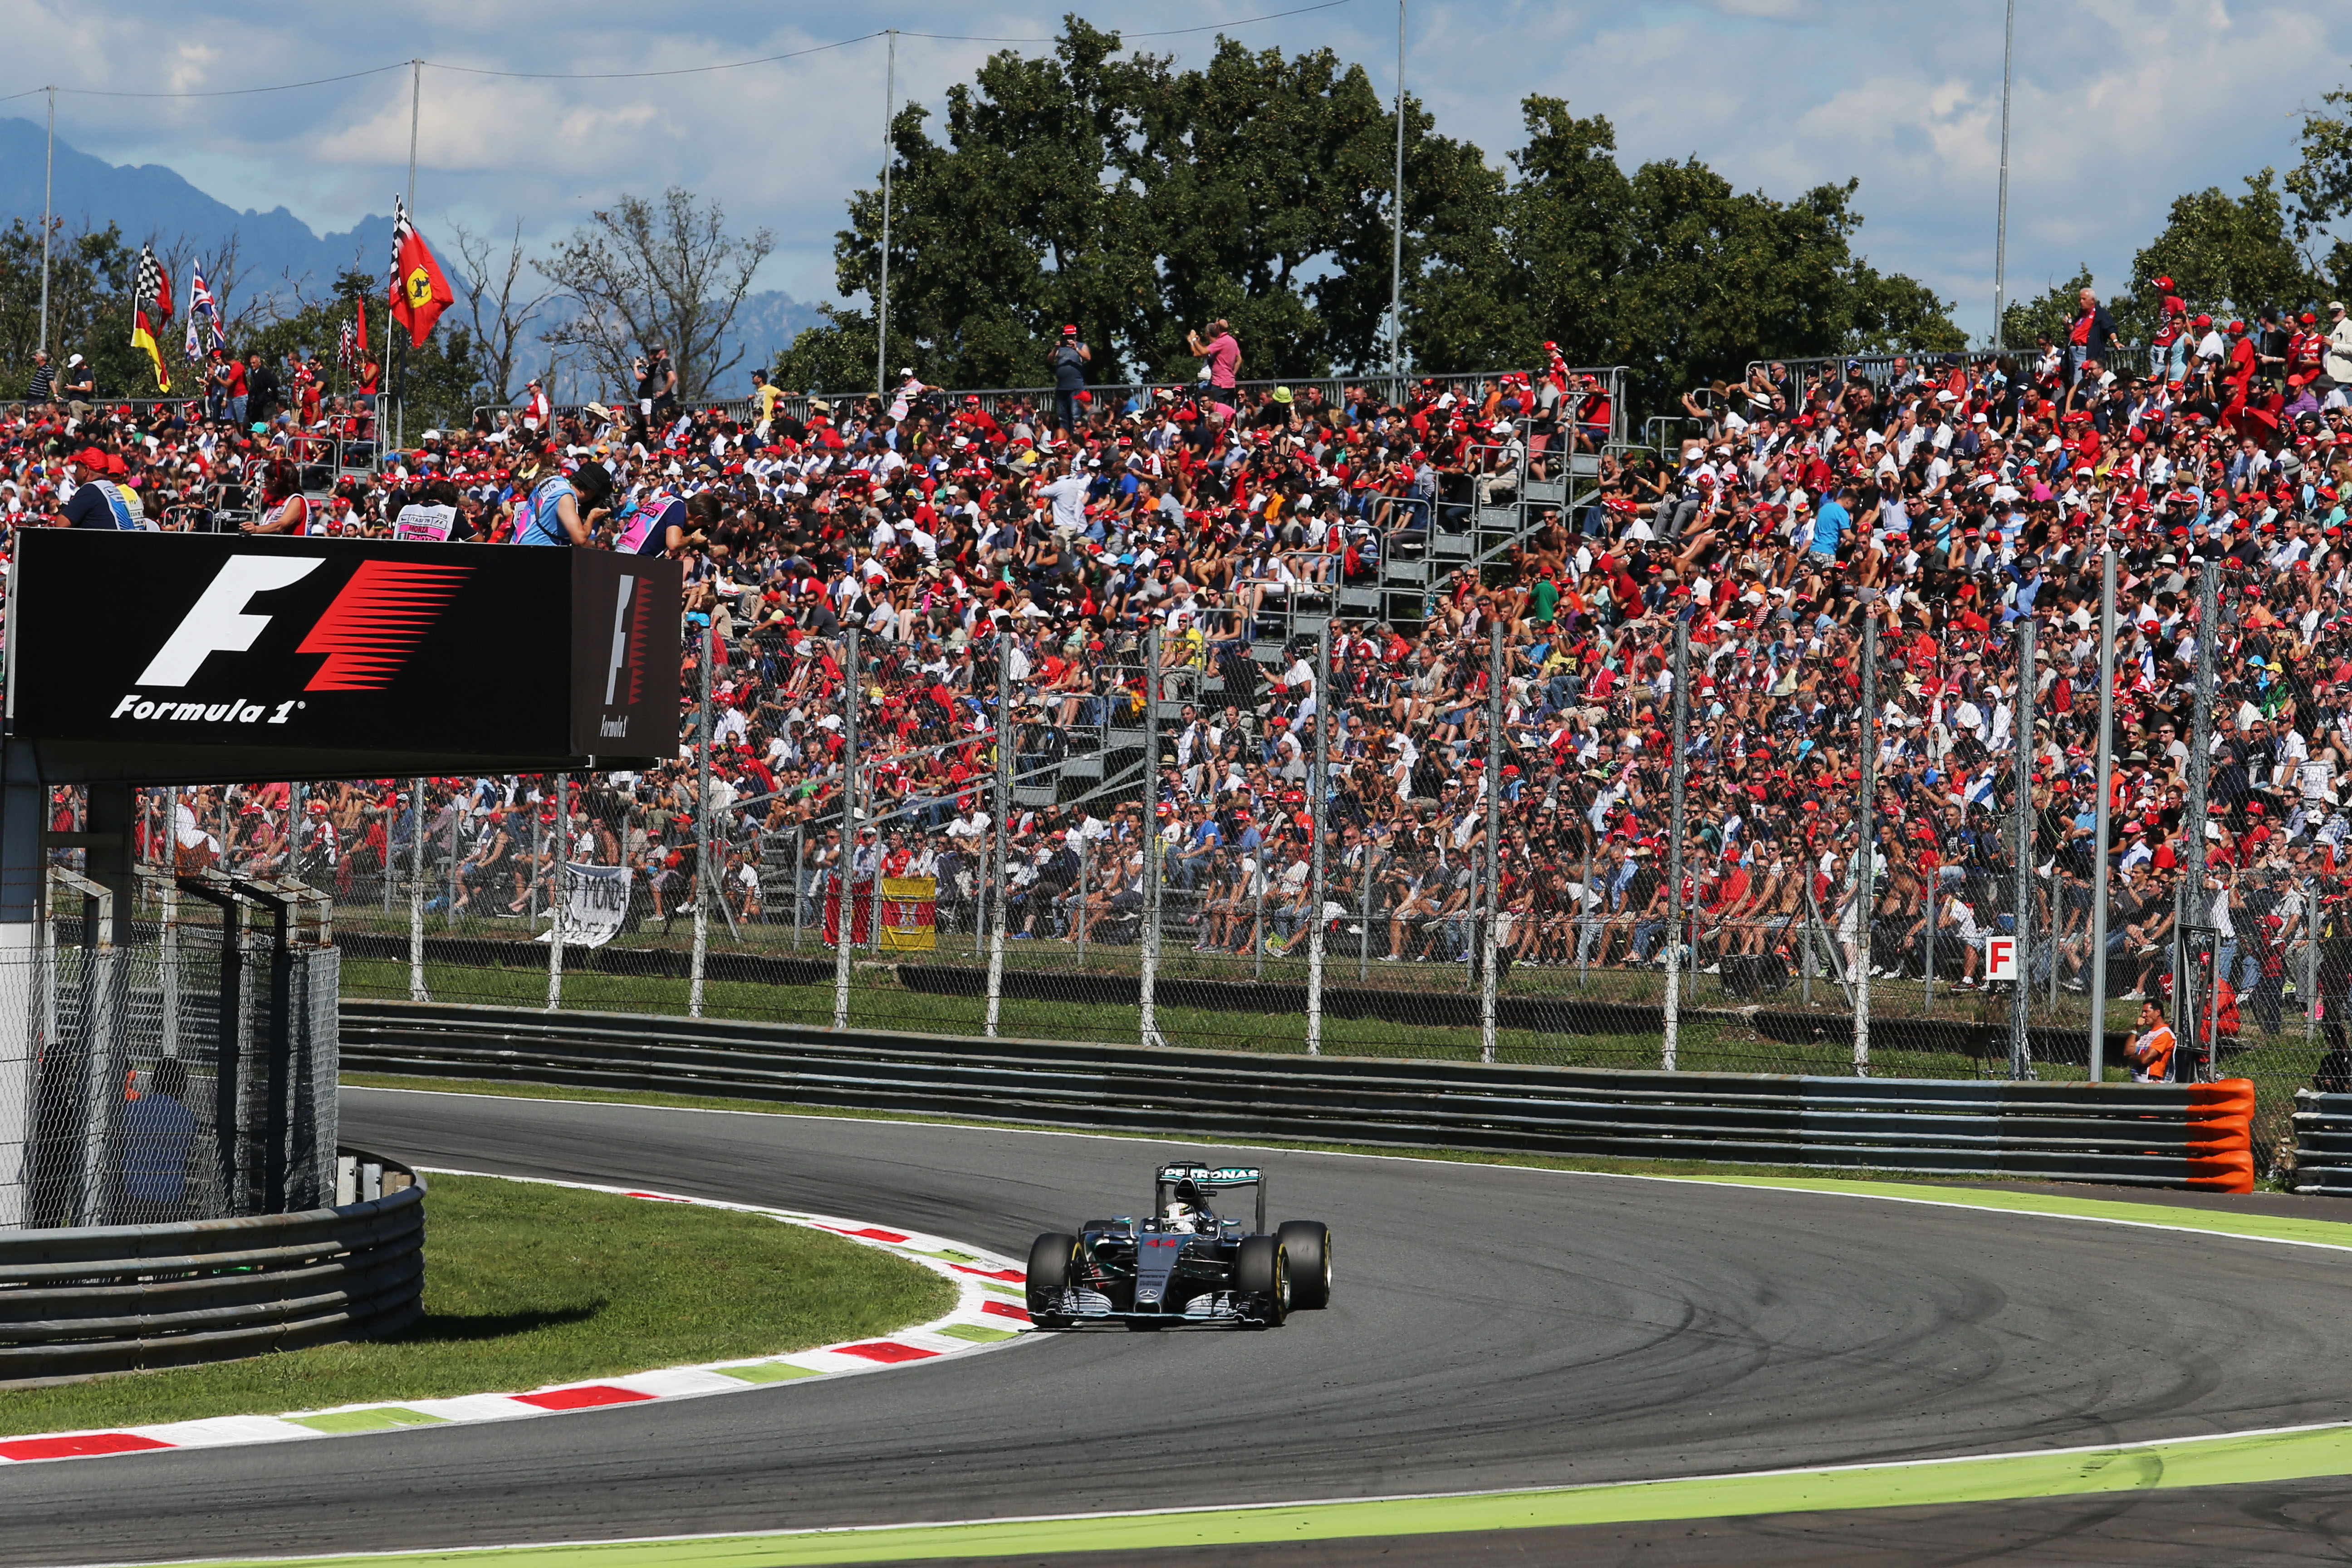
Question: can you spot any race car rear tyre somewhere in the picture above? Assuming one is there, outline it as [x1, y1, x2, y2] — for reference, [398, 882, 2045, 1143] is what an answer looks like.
[1235, 1234, 1288, 1327]
[1027, 1232, 1080, 1324]
[1277, 1221, 1333, 1309]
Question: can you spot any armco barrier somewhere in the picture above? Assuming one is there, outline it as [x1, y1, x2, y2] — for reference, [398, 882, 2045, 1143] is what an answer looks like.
[342, 1002, 2254, 1191]
[0, 1150, 425, 1387]
[2290, 1090, 2352, 1195]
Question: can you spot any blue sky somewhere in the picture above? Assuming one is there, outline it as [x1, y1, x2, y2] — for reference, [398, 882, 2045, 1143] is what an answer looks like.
[6, 0, 2349, 338]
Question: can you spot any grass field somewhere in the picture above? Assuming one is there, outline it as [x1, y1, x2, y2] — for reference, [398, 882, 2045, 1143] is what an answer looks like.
[1, 1174, 953, 1438]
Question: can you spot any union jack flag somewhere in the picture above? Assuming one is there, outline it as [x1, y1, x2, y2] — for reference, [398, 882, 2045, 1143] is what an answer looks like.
[186, 264, 225, 356]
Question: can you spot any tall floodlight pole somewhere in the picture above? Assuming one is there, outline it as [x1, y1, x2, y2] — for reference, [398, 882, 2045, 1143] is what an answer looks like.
[38, 86, 54, 359]
[1992, 0, 2015, 348]
[1389, 0, 1406, 383]
[877, 29, 897, 401]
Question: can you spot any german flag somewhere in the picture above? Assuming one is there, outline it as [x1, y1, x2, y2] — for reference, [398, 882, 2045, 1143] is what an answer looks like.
[132, 304, 170, 392]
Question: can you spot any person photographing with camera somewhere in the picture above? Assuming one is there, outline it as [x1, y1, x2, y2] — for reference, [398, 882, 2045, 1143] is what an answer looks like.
[633, 345, 676, 431]
[1187, 318, 1240, 423]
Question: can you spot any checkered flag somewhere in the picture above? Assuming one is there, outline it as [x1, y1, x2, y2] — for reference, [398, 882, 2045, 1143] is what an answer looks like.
[135, 244, 167, 317]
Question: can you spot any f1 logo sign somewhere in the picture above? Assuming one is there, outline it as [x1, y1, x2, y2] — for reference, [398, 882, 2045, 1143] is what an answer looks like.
[130, 554, 469, 693]
[1985, 937, 2018, 982]
[136, 557, 323, 686]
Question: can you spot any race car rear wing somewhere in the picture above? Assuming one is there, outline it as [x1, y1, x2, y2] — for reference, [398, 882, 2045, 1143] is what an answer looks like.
[1155, 1161, 1266, 1234]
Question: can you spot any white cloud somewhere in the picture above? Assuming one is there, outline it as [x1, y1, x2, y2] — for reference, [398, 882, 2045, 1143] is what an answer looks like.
[5, 0, 2348, 333]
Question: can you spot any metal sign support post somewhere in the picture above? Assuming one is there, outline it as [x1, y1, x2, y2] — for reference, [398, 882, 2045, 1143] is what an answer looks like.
[690, 621, 711, 1019]
[1306, 626, 1330, 1056]
[2088, 547, 2117, 1080]
[2177, 559, 2219, 1079]
[407, 777, 427, 1002]
[833, 629, 859, 1030]
[2009, 613, 2034, 1079]
[1479, 622, 1504, 1064]
[1142, 627, 1161, 1049]
[1662, 617, 1689, 1072]
[985, 632, 1010, 1038]
[1855, 612, 1876, 1073]
[545, 774, 567, 1013]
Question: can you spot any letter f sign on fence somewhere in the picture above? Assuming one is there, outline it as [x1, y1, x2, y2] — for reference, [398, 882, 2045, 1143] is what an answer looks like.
[137, 557, 324, 686]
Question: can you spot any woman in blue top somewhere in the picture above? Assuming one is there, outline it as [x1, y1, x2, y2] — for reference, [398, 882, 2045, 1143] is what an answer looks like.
[517, 461, 613, 545]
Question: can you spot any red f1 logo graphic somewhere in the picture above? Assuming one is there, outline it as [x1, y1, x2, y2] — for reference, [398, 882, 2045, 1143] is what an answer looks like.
[132, 555, 467, 691]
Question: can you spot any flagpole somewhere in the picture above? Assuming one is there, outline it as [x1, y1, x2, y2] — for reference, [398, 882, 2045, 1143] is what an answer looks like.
[397, 59, 421, 453]
[38, 86, 54, 362]
[875, 29, 895, 402]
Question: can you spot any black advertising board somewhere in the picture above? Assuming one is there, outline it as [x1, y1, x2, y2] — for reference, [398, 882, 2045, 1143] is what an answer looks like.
[4, 531, 678, 783]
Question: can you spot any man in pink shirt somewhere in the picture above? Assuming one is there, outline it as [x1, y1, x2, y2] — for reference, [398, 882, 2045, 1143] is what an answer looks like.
[1187, 318, 1241, 422]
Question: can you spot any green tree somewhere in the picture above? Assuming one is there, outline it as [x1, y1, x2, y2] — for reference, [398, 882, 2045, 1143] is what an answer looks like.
[540, 187, 776, 400]
[2287, 86, 2352, 299]
[2130, 171, 2320, 330]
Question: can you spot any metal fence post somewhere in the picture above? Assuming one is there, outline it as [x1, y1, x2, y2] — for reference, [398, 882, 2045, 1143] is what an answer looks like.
[546, 774, 567, 1013]
[1306, 625, 1330, 1056]
[2088, 546, 2116, 1081]
[1358, 833, 1375, 984]
[793, 823, 805, 951]
[691, 621, 712, 1019]
[2178, 557, 2218, 1079]
[2308, 877, 2322, 1044]
[2010, 611, 2034, 1079]
[1856, 613, 1876, 1074]
[407, 776, 427, 1003]
[985, 629, 1010, 1039]
[1142, 627, 1161, 1048]
[1480, 621, 1504, 1065]
[1663, 615, 1689, 1073]
[833, 628, 859, 1031]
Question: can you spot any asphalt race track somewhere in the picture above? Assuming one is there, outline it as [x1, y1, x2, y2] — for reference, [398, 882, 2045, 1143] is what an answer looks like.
[10, 1087, 2352, 1567]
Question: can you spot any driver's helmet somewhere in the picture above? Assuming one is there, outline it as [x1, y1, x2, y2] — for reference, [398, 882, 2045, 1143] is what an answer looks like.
[1163, 1178, 1206, 1227]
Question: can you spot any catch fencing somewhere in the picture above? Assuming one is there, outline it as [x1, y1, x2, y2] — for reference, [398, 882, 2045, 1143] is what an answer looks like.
[1, 858, 339, 1230]
[474, 365, 1631, 453]
[136, 546, 2336, 1183]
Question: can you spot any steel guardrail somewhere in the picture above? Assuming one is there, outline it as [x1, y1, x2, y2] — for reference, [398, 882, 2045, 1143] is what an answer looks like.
[2290, 1090, 2352, 1194]
[342, 1002, 2254, 1191]
[0, 1150, 425, 1387]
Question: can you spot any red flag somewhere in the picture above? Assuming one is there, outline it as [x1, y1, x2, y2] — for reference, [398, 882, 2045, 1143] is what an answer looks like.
[388, 196, 455, 348]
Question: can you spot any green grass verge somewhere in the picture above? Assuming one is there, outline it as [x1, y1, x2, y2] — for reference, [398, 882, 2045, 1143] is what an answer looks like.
[0, 1174, 953, 1438]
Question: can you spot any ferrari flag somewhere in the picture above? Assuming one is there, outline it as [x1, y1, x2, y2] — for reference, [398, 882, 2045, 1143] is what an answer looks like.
[388, 195, 455, 348]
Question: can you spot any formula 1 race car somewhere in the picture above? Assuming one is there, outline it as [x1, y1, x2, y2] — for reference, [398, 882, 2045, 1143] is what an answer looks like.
[1025, 1160, 1332, 1328]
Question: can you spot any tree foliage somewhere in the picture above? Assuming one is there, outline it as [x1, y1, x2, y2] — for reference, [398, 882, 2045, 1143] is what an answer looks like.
[2288, 87, 2352, 300]
[2127, 170, 2320, 330]
[786, 27, 1959, 419]
[539, 187, 774, 400]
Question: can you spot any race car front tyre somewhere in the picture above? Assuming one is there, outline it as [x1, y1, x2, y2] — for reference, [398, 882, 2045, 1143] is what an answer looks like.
[1277, 1220, 1333, 1308]
[1027, 1232, 1081, 1325]
[1235, 1234, 1288, 1327]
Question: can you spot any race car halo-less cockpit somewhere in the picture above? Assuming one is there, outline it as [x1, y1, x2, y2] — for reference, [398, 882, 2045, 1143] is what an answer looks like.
[1025, 1160, 1332, 1328]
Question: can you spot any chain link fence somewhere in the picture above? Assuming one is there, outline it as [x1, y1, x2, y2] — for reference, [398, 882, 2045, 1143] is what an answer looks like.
[144, 551, 2339, 1180]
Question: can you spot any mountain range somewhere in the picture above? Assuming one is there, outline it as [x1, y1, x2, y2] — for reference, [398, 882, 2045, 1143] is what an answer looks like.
[0, 116, 823, 387]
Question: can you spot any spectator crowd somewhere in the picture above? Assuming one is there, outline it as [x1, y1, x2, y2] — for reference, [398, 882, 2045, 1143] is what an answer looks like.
[27, 288, 2352, 1076]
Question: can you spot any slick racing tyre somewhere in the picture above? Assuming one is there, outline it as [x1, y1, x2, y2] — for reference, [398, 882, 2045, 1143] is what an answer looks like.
[1235, 1234, 1289, 1327]
[1276, 1221, 1333, 1309]
[1027, 1232, 1081, 1326]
